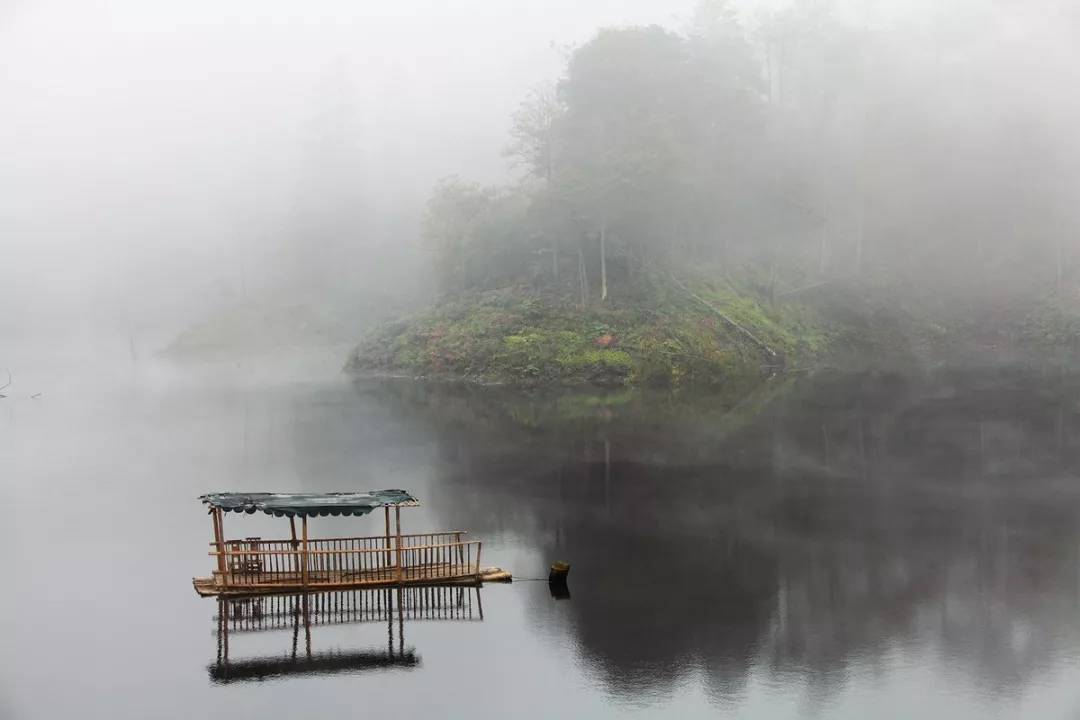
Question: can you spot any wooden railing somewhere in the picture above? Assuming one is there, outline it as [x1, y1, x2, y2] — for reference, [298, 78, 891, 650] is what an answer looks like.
[208, 531, 481, 589]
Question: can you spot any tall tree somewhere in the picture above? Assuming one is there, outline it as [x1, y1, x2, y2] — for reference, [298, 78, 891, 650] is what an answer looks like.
[507, 84, 563, 183]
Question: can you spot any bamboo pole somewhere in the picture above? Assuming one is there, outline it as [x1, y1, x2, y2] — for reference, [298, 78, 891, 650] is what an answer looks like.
[384, 506, 391, 575]
[204, 540, 475, 557]
[301, 515, 309, 588]
[289, 518, 298, 578]
[212, 508, 227, 584]
[204, 530, 463, 545]
[395, 505, 403, 583]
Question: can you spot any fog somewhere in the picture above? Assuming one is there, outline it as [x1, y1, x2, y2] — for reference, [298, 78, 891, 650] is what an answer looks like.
[0, 0, 692, 350]
[2, 0, 1079, 368]
[8, 5, 1080, 717]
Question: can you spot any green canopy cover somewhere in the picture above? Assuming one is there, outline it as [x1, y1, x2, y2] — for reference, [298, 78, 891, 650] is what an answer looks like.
[199, 490, 418, 518]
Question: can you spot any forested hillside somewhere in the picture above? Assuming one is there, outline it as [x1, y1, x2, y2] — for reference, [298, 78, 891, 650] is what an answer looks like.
[349, 1, 1080, 385]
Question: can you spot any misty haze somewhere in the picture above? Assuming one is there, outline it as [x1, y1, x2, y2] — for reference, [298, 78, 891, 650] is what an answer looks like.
[4, 1, 1080, 718]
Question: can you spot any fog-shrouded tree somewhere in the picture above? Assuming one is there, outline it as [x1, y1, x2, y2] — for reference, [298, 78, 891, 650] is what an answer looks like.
[529, 22, 764, 300]
[507, 84, 563, 184]
[423, 177, 530, 294]
[421, 0, 1080, 324]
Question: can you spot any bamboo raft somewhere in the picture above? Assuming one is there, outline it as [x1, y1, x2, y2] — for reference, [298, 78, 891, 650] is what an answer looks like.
[193, 491, 508, 597]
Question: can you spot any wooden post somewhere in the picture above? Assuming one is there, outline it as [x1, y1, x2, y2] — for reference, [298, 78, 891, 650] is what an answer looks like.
[289, 516, 298, 578]
[301, 515, 309, 588]
[395, 506, 403, 583]
[212, 508, 227, 585]
[549, 561, 571, 584]
[384, 506, 391, 575]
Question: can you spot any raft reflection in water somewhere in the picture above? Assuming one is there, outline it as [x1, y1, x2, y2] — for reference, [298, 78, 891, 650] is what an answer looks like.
[210, 585, 483, 684]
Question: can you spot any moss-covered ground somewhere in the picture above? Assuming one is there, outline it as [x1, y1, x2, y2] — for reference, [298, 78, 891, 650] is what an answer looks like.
[345, 270, 848, 387]
[347, 268, 1080, 387]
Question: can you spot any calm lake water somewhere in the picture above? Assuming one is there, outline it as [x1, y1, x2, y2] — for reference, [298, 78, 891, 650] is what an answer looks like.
[5, 361, 1080, 718]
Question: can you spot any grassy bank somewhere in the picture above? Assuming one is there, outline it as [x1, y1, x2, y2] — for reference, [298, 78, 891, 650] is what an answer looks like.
[345, 271, 846, 387]
[345, 263, 1080, 388]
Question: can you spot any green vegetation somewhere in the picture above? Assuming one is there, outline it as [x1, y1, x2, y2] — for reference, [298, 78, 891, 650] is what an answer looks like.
[347, 266, 1080, 386]
[347, 270, 842, 386]
[348, 4, 1080, 385]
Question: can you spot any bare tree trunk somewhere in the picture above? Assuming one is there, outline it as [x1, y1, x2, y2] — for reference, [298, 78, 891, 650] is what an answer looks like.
[855, 202, 864, 277]
[765, 42, 773, 105]
[544, 128, 553, 183]
[818, 228, 828, 275]
[552, 247, 559, 281]
[578, 246, 589, 309]
[855, 151, 866, 277]
[1056, 234, 1064, 295]
[817, 114, 829, 276]
[600, 223, 608, 302]
[855, 121, 867, 278]
[855, 62, 869, 278]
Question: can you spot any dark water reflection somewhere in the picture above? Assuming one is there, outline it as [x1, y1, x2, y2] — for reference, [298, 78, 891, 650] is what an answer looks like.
[351, 369, 1080, 715]
[6, 366, 1080, 718]
[210, 587, 481, 683]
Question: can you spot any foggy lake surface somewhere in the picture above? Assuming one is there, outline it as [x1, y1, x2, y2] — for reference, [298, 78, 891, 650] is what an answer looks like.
[5, 361, 1080, 719]
[6, 0, 1080, 716]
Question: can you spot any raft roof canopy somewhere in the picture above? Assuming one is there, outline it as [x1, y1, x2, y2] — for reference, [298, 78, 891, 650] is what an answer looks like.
[199, 490, 419, 518]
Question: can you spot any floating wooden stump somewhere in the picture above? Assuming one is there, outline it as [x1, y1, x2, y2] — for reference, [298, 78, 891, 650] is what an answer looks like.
[548, 561, 570, 584]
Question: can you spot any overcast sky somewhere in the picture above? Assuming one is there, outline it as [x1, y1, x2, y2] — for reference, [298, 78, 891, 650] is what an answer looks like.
[1, 0, 1076, 346]
[0, 0, 699, 340]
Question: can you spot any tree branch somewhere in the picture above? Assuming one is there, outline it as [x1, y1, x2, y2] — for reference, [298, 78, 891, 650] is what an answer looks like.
[669, 272, 779, 362]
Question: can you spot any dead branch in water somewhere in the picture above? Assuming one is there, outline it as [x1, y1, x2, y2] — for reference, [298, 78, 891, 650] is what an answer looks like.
[0, 369, 10, 398]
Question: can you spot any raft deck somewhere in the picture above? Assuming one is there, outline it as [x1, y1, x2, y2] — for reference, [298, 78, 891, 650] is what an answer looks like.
[194, 531, 492, 597]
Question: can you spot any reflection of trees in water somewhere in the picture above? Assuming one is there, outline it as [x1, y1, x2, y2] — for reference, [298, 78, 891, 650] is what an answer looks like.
[356, 369, 1080, 702]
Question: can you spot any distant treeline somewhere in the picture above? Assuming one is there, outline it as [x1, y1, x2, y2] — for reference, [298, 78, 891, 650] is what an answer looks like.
[424, 1, 1079, 323]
